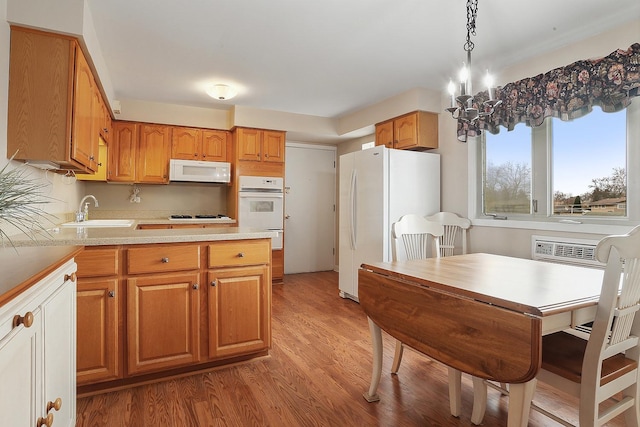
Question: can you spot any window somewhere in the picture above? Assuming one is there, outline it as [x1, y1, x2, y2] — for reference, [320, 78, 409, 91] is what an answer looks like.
[476, 102, 639, 228]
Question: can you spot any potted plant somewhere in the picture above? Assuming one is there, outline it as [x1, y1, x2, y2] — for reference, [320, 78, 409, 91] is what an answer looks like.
[0, 158, 54, 248]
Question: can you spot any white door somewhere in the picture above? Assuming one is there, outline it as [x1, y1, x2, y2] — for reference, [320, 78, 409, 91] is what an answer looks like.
[284, 143, 336, 274]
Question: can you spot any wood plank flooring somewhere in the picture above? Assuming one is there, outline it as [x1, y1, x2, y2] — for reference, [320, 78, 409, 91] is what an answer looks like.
[76, 271, 627, 426]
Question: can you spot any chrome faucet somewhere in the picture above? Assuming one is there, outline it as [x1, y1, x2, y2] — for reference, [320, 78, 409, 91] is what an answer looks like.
[77, 195, 99, 222]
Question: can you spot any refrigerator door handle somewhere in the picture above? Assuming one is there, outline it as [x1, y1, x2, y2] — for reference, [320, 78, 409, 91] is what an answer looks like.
[349, 169, 357, 250]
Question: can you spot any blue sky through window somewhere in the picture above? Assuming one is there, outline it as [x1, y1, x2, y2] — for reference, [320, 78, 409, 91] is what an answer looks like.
[486, 107, 626, 197]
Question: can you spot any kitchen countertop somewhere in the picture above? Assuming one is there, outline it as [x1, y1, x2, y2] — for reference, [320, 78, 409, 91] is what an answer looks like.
[5, 220, 276, 247]
[0, 245, 83, 307]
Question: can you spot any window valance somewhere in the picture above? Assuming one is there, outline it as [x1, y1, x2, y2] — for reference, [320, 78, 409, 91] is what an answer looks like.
[457, 43, 640, 142]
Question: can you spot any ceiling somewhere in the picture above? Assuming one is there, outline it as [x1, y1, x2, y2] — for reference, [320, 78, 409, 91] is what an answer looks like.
[87, 0, 639, 134]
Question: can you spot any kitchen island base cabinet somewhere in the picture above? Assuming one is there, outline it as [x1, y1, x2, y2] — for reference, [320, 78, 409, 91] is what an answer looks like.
[74, 238, 272, 393]
[127, 273, 201, 376]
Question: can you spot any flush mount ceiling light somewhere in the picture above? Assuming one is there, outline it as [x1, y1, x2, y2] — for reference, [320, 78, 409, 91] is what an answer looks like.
[206, 84, 237, 100]
[445, 0, 501, 127]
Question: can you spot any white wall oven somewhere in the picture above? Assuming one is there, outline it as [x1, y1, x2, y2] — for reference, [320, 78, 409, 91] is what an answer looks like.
[238, 176, 284, 249]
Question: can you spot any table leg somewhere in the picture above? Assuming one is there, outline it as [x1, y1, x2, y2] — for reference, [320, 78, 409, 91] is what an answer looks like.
[507, 379, 537, 427]
[470, 376, 487, 425]
[363, 317, 382, 402]
[448, 368, 462, 417]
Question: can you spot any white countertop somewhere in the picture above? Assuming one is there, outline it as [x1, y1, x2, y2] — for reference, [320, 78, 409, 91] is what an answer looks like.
[6, 220, 275, 247]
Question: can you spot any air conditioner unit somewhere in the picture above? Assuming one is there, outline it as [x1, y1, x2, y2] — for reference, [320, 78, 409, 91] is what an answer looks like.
[531, 235, 605, 269]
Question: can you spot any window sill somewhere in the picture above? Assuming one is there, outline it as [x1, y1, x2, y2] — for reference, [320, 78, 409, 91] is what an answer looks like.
[471, 217, 638, 235]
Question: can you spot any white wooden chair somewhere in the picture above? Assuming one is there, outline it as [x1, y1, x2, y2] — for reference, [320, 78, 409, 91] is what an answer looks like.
[425, 211, 471, 256]
[389, 214, 465, 417]
[472, 225, 640, 426]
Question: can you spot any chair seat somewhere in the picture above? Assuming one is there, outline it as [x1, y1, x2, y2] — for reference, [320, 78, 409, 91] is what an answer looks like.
[542, 332, 638, 385]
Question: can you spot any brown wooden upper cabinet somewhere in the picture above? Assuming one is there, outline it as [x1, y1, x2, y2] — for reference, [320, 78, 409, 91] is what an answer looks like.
[110, 122, 171, 184]
[108, 122, 138, 183]
[375, 111, 438, 150]
[171, 127, 230, 162]
[7, 27, 105, 172]
[235, 128, 285, 163]
[137, 124, 171, 183]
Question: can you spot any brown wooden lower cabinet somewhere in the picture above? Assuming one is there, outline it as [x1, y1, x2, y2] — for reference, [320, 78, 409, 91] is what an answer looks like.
[75, 247, 122, 386]
[127, 272, 201, 375]
[76, 278, 121, 385]
[208, 265, 270, 358]
[75, 239, 272, 393]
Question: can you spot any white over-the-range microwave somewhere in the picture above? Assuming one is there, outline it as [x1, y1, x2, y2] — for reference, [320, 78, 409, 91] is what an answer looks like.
[169, 159, 231, 183]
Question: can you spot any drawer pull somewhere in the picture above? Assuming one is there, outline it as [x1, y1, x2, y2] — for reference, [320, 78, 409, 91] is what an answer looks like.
[161, 257, 170, 263]
[47, 397, 62, 413]
[64, 272, 77, 282]
[237, 252, 245, 258]
[37, 413, 53, 427]
[13, 311, 34, 328]
[193, 284, 199, 290]
[108, 290, 115, 298]
[210, 280, 217, 287]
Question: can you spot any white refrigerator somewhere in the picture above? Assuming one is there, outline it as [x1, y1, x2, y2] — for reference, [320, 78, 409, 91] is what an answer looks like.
[338, 145, 440, 301]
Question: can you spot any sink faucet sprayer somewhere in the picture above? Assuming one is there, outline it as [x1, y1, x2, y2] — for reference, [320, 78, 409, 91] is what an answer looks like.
[77, 195, 99, 222]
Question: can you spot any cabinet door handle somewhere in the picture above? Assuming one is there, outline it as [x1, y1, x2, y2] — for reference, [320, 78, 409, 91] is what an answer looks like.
[193, 284, 199, 290]
[161, 257, 169, 263]
[13, 311, 34, 328]
[47, 397, 62, 413]
[210, 280, 217, 287]
[89, 155, 95, 160]
[64, 272, 77, 282]
[37, 413, 53, 427]
[108, 290, 115, 298]
[237, 252, 245, 258]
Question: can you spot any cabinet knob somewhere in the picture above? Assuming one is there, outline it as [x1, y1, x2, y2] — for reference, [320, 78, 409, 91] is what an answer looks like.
[64, 273, 77, 283]
[37, 413, 53, 427]
[47, 397, 62, 413]
[89, 155, 95, 160]
[237, 252, 245, 258]
[98, 162, 103, 167]
[13, 311, 34, 328]
[210, 280, 217, 287]
[193, 284, 199, 290]
[108, 290, 115, 298]
[161, 257, 169, 263]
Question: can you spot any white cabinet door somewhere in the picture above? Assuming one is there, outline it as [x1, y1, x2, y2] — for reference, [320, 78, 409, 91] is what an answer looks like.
[0, 257, 77, 427]
[42, 277, 76, 427]
[0, 309, 42, 427]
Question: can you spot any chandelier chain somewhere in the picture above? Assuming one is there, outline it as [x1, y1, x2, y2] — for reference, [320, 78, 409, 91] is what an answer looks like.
[464, 0, 478, 53]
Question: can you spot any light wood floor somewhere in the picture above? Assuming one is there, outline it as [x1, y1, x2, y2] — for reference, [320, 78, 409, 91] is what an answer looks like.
[76, 271, 627, 426]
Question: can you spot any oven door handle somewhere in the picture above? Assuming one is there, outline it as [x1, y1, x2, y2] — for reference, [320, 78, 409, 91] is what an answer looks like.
[238, 192, 284, 198]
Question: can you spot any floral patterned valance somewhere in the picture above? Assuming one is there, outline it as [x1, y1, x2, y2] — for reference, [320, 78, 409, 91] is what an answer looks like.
[457, 42, 640, 142]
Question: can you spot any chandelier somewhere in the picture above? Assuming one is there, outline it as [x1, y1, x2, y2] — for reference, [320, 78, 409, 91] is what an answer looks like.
[445, 0, 501, 125]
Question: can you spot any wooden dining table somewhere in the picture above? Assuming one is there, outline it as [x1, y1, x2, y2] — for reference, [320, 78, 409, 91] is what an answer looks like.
[358, 253, 604, 427]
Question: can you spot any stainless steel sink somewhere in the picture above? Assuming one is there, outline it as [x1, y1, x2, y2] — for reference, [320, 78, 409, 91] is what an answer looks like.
[60, 219, 135, 228]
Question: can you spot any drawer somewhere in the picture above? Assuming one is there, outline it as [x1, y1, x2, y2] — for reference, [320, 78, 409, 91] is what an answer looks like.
[127, 244, 200, 275]
[76, 247, 119, 277]
[208, 240, 270, 268]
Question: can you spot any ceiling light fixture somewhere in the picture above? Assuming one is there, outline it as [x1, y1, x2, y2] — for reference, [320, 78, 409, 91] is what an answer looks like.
[445, 0, 501, 127]
[206, 84, 237, 101]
